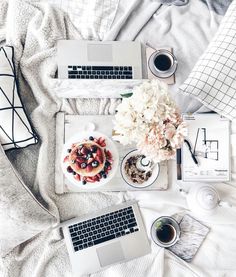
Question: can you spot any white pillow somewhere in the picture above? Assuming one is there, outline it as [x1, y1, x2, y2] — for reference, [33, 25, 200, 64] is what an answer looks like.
[179, 0, 236, 120]
[0, 46, 38, 150]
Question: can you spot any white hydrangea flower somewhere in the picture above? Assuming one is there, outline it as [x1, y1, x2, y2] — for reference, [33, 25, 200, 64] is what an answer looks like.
[113, 80, 187, 162]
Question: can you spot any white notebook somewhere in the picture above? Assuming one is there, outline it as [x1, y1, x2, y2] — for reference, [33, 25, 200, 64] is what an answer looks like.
[182, 113, 230, 182]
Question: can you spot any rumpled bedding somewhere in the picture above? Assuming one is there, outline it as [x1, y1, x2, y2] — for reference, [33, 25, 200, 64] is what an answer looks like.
[0, 0, 236, 277]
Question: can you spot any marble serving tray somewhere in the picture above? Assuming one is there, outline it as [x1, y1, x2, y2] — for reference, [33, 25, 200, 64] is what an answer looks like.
[50, 79, 144, 98]
[55, 113, 168, 194]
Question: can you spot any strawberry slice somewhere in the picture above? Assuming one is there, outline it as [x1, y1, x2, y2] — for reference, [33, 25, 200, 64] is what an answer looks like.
[74, 174, 81, 181]
[96, 155, 103, 164]
[86, 164, 93, 173]
[81, 146, 89, 155]
[86, 177, 96, 183]
[63, 155, 69, 163]
[105, 150, 113, 161]
[76, 157, 86, 163]
[87, 157, 94, 164]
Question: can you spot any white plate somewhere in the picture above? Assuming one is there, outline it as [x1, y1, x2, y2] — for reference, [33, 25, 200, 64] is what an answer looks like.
[61, 131, 119, 189]
[120, 149, 160, 189]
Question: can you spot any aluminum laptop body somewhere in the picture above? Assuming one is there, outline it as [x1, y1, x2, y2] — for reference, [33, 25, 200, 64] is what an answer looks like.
[62, 201, 151, 275]
[57, 40, 142, 79]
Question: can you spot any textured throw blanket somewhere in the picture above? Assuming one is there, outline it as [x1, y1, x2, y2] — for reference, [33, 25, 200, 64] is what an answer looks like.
[0, 0, 236, 276]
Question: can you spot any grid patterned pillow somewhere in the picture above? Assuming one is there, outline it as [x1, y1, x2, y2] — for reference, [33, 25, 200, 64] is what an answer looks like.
[0, 46, 38, 150]
[179, 0, 236, 120]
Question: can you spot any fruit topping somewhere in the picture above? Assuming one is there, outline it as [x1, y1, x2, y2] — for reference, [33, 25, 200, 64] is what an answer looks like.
[67, 149, 71, 153]
[63, 156, 69, 163]
[74, 174, 81, 181]
[91, 145, 98, 153]
[91, 160, 99, 168]
[82, 180, 87, 185]
[76, 157, 86, 163]
[89, 136, 94, 141]
[81, 146, 90, 155]
[80, 162, 87, 169]
[86, 153, 92, 159]
[86, 164, 93, 172]
[67, 166, 73, 173]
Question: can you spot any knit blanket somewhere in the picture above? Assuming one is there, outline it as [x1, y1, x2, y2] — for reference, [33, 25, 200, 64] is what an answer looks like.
[0, 0, 236, 277]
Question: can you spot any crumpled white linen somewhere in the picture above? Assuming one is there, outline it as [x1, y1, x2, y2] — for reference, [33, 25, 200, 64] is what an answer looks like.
[0, 0, 236, 277]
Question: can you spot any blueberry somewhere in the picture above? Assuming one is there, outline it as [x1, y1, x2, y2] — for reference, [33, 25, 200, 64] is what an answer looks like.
[86, 153, 92, 159]
[80, 162, 87, 169]
[89, 136, 94, 141]
[103, 174, 107, 179]
[67, 166, 73, 173]
[82, 180, 87, 185]
[67, 148, 71, 153]
[91, 161, 99, 168]
[71, 160, 75, 164]
[72, 171, 77, 175]
[91, 146, 97, 153]
[105, 161, 110, 167]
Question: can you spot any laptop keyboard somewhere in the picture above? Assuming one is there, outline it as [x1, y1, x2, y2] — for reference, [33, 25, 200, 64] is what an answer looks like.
[69, 206, 139, 252]
[68, 65, 133, 79]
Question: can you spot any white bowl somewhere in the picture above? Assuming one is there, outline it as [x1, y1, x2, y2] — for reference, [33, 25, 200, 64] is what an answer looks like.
[61, 131, 119, 189]
[120, 149, 160, 189]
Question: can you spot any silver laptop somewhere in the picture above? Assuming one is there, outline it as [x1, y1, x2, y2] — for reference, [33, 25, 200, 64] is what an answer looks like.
[62, 201, 151, 275]
[57, 40, 142, 79]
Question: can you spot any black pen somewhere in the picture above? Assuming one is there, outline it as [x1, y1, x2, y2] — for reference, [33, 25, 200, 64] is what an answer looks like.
[184, 139, 199, 165]
[176, 148, 182, 180]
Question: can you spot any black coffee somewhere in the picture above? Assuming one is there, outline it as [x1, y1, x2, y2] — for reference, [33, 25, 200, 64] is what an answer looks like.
[156, 224, 175, 243]
[154, 54, 172, 71]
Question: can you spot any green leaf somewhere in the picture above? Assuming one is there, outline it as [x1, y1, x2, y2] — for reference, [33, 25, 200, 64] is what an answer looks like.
[155, 220, 163, 230]
[120, 92, 133, 98]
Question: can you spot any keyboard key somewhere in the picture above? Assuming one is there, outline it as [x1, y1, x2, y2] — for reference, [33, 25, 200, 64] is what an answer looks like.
[73, 240, 83, 246]
[88, 242, 93, 247]
[73, 66, 77, 70]
[71, 233, 77, 237]
[69, 75, 76, 79]
[124, 66, 127, 70]
[115, 232, 121, 238]
[128, 222, 137, 229]
[74, 246, 79, 251]
[94, 234, 116, 245]
[95, 76, 98, 79]
[92, 66, 113, 71]
[128, 66, 132, 70]
[68, 71, 78, 74]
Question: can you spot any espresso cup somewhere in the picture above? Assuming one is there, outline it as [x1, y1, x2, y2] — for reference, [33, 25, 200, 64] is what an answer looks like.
[151, 216, 180, 247]
[148, 49, 178, 79]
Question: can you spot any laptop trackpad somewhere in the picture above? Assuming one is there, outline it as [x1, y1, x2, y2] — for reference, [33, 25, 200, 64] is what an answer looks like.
[96, 241, 125, 267]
